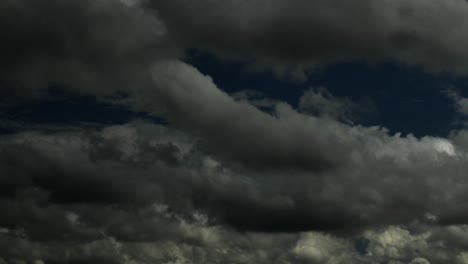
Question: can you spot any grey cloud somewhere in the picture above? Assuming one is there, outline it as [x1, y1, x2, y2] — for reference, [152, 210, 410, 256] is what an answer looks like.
[139, 60, 351, 172]
[3, 219, 468, 263]
[231, 90, 279, 110]
[2, 119, 468, 262]
[362, 225, 468, 263]
[0, 0, 178, 98]
[3, 0, 468, 97]
[3, 57, 468, 236]
[2, 58, 468, 237]
[0, 117, 467, 234]
[447, 89, 468, 117]
[129, 59, 468, 232]
[0, 121, 202, 207]
[299, 87, 360, 123]
[4, 1, 468, 262]
[411, 259, 431, 264]
[152, 0, 468, 76]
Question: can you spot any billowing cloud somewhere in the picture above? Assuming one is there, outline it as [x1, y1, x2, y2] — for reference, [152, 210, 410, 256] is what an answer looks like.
[3, 0, 468, 263]
[0, 115, 468, 240]
[152, 0, 468, 76]
[2, 55, 468, 260]
[5, 0, 468, 96]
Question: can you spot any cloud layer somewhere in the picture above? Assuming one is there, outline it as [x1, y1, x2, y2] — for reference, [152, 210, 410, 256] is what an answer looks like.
[3, 0, 468, 263]
[1, 113, 468, 262]
[153, 0, 468, 76]
[0, 0, 177, 97]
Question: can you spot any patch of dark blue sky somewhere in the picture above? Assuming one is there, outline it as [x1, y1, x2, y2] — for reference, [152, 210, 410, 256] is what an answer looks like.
[2, 50, 468, 137]
[0, 88, 163, 134]
[186, 50, 467, 137]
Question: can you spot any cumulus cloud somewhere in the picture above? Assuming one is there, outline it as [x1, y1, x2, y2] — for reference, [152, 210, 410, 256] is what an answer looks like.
[3, 56, 468, 260]
[1, 112, 468, 262]
[4, 0, 468, 263]
[4, 210, 468, 264]
[137, 60, 351, 172]
[0, 116, 467, 236]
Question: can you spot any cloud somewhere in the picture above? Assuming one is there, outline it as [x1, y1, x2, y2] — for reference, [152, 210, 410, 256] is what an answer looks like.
[150, 0, 468, 76]
[447, 89, 468, 117]
[292, 232, 359, 263]
[3, 0, 468, 263]
[1, 53, 468, 236]
[298, 87, 361, 123]
[138, 60, 347, 172]
[2, 54, 468, 261]
[410, 259, 431, 264]
[3, 216, 468, 263]
[0, 0, 178, 97]
[1, 117, 468, 262]
[4, 0, 468, 97]
[0, 112, 466, 233]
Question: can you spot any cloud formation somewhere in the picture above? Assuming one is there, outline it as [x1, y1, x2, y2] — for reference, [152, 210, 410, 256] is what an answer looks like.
[0, 114, 467, 262]
[0, 0, 177, 97]
[152, 0, 468, 76]
[3, 0, 468, 263]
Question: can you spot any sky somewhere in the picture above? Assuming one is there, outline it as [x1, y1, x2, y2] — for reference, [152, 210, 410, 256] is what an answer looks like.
[4, 1, 468, 263]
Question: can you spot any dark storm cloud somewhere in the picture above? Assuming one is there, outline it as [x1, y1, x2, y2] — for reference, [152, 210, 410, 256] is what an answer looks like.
[0, 122, 207, 242]
[0, 122, 197, 206]
[0, 0, 349, 173]
[3, 211, 468, 263]
[152, 0, 468, 76]
[4, 0, 468, 263]
[1, 58, 468, 237]
[0, 0, 466, 175]
[3, 120, 468, 262]
[138, 60, 349, 172]
[4, 0, 468, 96]
[0, 119, 466, 233]
[0, 0, 177, 97]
